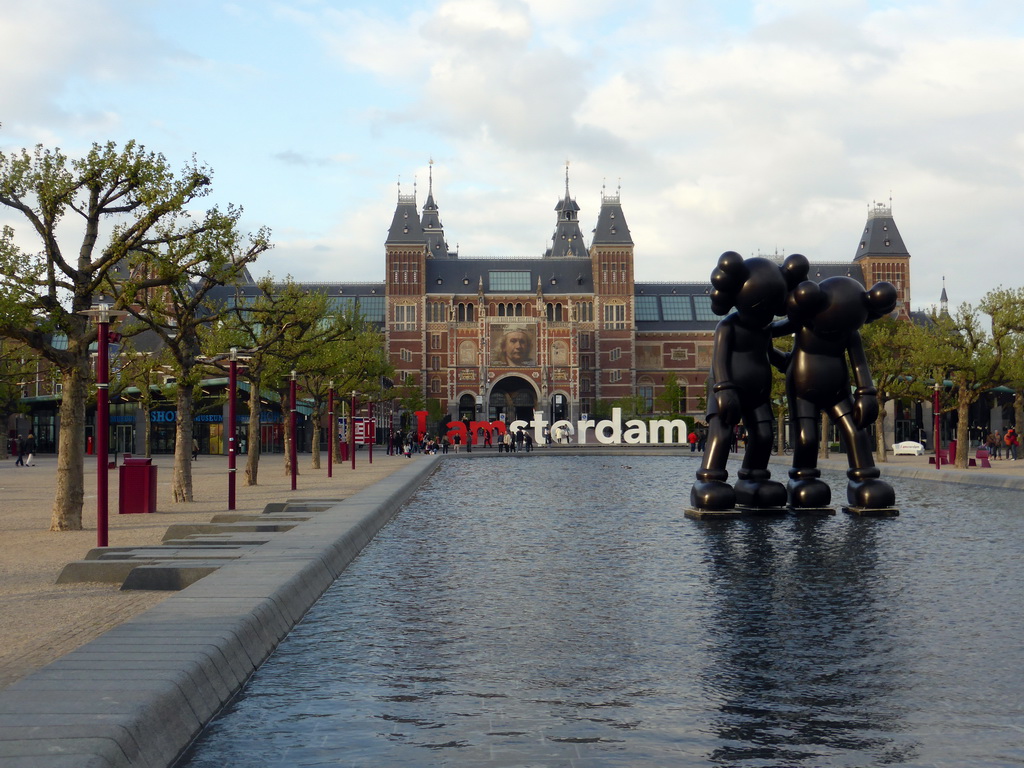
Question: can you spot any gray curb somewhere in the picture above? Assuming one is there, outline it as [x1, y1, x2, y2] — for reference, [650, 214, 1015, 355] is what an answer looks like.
[0, 455, 440, 768]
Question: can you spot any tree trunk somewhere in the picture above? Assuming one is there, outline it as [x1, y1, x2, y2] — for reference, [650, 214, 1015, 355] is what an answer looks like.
[144, 404, 153, 457]
[311, 410, 321, 469]
[875, 396, 888, 463]
[245, 384, 261, 486]
[172, 385, 195, 502]
[50, 365, 89, 531]
[1015, 391, 1023, 434]
[956, 387, 971, 469]
[820, 412, 830, 459]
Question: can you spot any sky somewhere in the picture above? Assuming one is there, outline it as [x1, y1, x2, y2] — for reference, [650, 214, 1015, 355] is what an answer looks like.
[3, 0, 1024, 313]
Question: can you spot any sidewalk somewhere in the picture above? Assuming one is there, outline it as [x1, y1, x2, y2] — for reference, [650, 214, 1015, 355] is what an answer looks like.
[0, 450, 409, 692]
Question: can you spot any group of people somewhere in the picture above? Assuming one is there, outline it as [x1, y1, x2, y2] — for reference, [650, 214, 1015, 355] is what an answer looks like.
[10, 432, 36, 466]
[498, 428, 533, 453]
[985, 427, 1019, 460]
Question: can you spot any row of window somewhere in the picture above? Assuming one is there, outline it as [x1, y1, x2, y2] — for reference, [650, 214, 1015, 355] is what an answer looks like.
[634, 294, 716, 322]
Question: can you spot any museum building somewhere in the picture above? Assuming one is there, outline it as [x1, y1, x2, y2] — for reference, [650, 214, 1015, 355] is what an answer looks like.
[268, 171, 913, 429]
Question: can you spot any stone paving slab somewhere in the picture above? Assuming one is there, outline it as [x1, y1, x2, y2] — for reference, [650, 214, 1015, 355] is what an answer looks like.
[0, 454, 439, 768]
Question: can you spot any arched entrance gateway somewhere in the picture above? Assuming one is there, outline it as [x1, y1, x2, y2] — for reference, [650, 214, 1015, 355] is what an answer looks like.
[488, 376, 538, 423]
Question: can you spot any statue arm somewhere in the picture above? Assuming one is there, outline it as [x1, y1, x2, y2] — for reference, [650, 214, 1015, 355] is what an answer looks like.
[768, 318, 795, 372]
[710, 320, 742, 424]
[848, 331, 878, 427]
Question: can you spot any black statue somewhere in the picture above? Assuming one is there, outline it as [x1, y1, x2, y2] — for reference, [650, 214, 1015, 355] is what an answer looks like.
[690, 250, 898, 515]
[777, 275, 897, 510]
[690, 252, 808, 511]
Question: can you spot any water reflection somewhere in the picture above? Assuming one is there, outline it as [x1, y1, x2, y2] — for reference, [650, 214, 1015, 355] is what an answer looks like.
[178, 458, 1024, 768]
[697, 505, 917, 766]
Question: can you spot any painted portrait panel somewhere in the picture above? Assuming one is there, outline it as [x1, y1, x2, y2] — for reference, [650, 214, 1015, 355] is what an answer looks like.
[491, 323, 537, 366]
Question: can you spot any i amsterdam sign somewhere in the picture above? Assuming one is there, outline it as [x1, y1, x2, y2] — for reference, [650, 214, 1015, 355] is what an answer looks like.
[415, 407, 690, 445]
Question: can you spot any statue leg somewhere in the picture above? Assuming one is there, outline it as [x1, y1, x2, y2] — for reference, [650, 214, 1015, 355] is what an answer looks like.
[735, 408, 786, 508]
[831, 405, 895, 509]
[787, 406, 831, 508]
[691, 413, 736, 510]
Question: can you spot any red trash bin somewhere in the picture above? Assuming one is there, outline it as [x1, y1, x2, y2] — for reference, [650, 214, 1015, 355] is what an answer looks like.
[119, 457, 157, 514]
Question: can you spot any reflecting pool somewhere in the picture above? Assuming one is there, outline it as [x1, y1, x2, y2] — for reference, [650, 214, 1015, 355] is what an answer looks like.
[178, 456, 1024, 767]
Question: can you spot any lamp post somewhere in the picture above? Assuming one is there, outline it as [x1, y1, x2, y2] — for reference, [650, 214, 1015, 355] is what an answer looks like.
[79, 302, 126, 547]
[368, 400, 374, 464]
[933, 381, 941, 471]
[290, 370, 298, 491]
[197, 348, 252, 510]
[328, 381, 334, 478]
[350, 391, 357, 470]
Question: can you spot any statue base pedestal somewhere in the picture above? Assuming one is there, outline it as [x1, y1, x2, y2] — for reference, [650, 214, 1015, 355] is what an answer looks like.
[788, 506, 836, 516]
[685, 507, 742, 520]
[843, 506, 900, 517]
[736, 505, 788, 517]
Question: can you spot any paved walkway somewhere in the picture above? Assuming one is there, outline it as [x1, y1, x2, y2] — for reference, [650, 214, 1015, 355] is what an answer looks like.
[0, 450, 411, 692]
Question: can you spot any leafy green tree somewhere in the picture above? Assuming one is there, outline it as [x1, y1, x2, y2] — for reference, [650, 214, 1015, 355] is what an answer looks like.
[861, 316, 933, 462]
[911, 303, 1003, 468]
[0, 141, 265, 527]
[656, 373, 684, 418]
[982, 286, 1024, 432]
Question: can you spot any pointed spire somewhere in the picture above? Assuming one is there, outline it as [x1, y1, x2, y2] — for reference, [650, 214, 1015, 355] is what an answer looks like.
[940, 276, 949, 314]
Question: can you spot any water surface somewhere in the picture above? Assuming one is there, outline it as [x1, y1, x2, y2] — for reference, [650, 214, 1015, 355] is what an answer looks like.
[179, 456, 1024, 767]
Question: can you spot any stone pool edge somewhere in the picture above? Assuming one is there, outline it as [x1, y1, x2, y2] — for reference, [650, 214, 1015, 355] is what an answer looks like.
[0, 455, 440, 768]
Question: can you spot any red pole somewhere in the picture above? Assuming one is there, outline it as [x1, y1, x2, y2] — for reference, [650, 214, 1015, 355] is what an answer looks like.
[933, 382, 941, 471]
[327, 384, 334, 478]
[290, 371, 298, 490]
[350, 392, 356, 471]
[228, 353, 238, 510]
[96, 317, 110, 547]
[368, 401, 374, 464]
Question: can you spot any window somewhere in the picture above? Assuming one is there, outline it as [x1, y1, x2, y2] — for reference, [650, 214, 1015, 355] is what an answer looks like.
[603, 302, 626, 329]
[431, 333, 442, 350]
[457, 303, 475, 322]
[489, 271, 532, 291]
[431, 355, 440, 371]
[573, 301, 594, 323]
[693, 295, 716, 321]
[610, 347, 621, 362]
[427, 303, 447, 323]
[431, 377, 441, 394]
[639, 385, 654, 414]
[394, 304, 416, 330]
[581, 378, 591, 393]
[635, 296, 659, 321]
[579, 331, 591, 349]
[359, 296, 385, 323]
[580, 354, 593, 370]
[400, 348, 412, 363]
[609, 370, 622, 383]
[660, 295, 693, 321]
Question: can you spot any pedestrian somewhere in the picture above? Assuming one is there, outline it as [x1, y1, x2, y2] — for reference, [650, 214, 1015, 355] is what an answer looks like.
[453, 432, 461, 453]
[503, 430, 513, 453]
[688, 430, 698, 452]
[14, 434, 25, 466]
[192, 438, 199, 461]
[524, 431, 533, 452]
[992, 430, 1003, 459]
[23, 432, 36, 466]
[1006, 427, 1018, 461]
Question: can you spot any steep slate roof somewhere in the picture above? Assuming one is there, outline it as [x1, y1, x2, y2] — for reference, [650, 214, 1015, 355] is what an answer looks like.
[421, 168, 454, 259]
[544, 175, 589, 259]
[426, 258, 594, 295]
[591, 190, 633, 246]
[854, 202, 910, 261]
[386, 190, 425, 246]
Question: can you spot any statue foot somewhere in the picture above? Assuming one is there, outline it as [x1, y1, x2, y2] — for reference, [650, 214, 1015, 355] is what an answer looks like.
[691, 481, 736, 511]
[735, 478, 787, 508]
[787, 477, 832, 508]
[847, 478, 895, 509]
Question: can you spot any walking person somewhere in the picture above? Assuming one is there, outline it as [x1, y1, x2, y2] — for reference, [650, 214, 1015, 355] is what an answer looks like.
[992, 430, 1003, 459]
[1006, 427, 1019, 461]
[192, 438, 200, 461]
[23, 432, 36, 466]
[14, 435, 24, 466]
